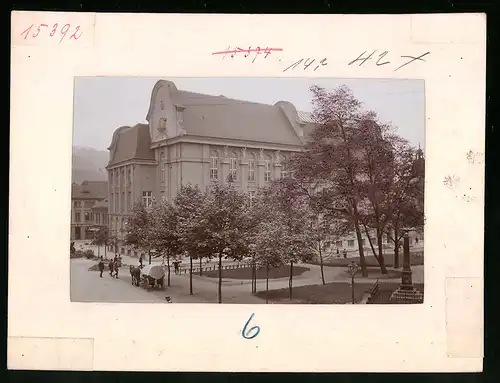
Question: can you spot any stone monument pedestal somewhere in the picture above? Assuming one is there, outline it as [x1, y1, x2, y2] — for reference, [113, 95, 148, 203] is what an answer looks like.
[389, 287, 424, 304]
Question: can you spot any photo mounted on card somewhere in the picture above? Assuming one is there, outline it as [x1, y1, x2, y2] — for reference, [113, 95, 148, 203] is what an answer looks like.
[9, 11, 485, 372]
[71, 77, 425, 305]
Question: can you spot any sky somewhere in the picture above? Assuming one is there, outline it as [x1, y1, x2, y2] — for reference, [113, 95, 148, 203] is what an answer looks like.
[73, 77, 425, 151]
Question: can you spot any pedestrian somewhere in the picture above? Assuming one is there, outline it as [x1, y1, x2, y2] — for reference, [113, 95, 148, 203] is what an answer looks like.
[343, 249, 347, 259]
[98, 256, 105, 278]
[174, 261, 179, 275]
[139, 254, 143, 268]
[108, 259, 114, 276]
[114, 256, 119, 278]
[336, 248, 340, 257]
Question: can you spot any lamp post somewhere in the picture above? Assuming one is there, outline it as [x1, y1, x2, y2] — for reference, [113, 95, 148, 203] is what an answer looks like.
[347, 260, 360, 304]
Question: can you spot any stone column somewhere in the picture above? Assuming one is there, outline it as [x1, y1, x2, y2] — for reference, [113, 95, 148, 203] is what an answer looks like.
[221, 145, 230, 184]
[257, 148, 266, 186]
[240, 147, 248, 192]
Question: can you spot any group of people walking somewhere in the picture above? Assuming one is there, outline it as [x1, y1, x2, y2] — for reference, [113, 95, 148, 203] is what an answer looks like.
[97, 255, 121, 278]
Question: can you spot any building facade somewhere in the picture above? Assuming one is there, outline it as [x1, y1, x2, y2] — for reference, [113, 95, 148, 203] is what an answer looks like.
[71, 181, 109, 241]
[106, 80, 424, 256]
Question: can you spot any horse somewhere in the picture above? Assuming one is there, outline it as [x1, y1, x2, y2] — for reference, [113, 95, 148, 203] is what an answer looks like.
[129, 265, 141, 286]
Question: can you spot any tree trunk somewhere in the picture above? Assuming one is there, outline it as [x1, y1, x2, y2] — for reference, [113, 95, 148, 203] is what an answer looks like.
[376, 230, 388, 274]
[189, 256, 193, 295]
[199, 257, 203, 276]
[148, 251, 152, 265]
[363, 224, 388, 275]
[167, 254, 171, 287]
[289, 261, 294, 300]
[353, 219, 368, 277]
[98, 245, 100, 258]
[251, 257, 256, 294]
[318, 243, 326, 285]
[266, 264, 269, 304]
[218, 253, 223, 304]
[394, 227, 400, 268]
[104, 244, 107, 259]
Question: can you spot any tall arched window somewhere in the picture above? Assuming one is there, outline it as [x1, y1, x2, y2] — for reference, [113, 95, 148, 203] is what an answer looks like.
[229, 152, 238, 180]
[210, 151, 219, 180]
[264, 155, 272, 182]
[248, 154, 255, 182]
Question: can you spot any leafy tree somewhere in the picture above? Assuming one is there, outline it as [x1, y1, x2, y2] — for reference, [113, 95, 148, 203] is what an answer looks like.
[265, 178, 315, 299]
[307, 209, 350, 284]
[382, 144, 425, 267]
[92, 226, 110, 259]
[149, 199, 180, 286]
[174, 184, 207, 295]
[124, 202, 153, 263]
[195, 183, 249, 303]
[252, 211, 288, 303]
[290, 85, 370, 277]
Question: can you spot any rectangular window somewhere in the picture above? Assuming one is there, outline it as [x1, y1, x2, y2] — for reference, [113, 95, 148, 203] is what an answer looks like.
[248, 159, 255, 181]
[73, 201, 79, 208]
[361, 239, 366, 246]
[160, 152, 165, 182]
[264, 160, 271, 182]
[348, 240, 354, 248]
[281, 163, 288, 179]
[335, 240, 342, 248]
[84, 212, 90, 222]
[96, 214, 100, 224]
[210, 155, 218, 180]
[75, 212, 80, 222]
[142, 191, 153, 208]
[114, 193, 119, 212]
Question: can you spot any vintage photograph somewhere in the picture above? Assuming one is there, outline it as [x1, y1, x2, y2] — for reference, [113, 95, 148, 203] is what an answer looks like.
[70, 77, 425, 305]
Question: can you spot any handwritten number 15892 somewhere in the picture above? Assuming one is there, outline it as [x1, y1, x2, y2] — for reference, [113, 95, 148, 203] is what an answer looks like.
[21, 23, 82, 43]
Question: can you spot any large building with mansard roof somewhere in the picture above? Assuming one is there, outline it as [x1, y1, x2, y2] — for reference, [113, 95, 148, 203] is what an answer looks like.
[106, 79, 424, 258]
[106, 79, 318, 255]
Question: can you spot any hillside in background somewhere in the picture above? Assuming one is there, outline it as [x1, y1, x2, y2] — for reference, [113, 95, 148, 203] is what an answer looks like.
[72, 146, 109, 184]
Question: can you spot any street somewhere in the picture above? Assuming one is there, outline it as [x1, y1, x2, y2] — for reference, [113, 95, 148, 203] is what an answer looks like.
[70, 258, 166, 303]
[71, 256, 424, 304]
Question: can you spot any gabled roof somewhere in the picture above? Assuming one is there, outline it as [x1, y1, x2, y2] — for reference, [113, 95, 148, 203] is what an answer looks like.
[181, 99, 304, 145]
[107, 123, 155, 167]
[72, 181, 108, 200]
[147, 80, 305, 146]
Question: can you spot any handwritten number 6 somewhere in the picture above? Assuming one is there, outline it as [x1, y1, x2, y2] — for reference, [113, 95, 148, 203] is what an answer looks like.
[242, 313, 260, 340]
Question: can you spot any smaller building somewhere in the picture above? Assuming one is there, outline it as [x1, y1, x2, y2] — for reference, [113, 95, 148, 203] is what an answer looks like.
[71, 181, 109, 241]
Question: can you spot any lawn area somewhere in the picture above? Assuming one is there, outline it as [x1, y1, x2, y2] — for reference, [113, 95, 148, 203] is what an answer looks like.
[256, 282, 374, 304]
[203, 265, 310, 280]
[256, 281, 424, 304]
[310, 252, 424, 268]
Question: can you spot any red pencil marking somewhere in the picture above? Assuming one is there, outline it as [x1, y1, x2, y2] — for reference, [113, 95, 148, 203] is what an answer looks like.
[69, 25, 83, 40]
[212, 47, 283, 56]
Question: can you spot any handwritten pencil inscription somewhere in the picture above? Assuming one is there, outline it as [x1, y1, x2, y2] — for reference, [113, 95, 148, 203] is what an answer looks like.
[348, 50, 430, 72]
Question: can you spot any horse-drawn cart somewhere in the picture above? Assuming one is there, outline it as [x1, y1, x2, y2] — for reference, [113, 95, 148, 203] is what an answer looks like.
[139, 264, 165, 290]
